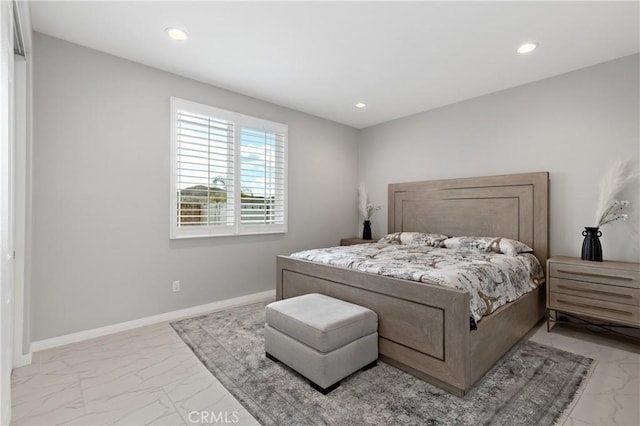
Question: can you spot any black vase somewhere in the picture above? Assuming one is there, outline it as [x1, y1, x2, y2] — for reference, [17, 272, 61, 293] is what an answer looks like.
[363, 220, 372, 240]
[581, 227, 603, 262]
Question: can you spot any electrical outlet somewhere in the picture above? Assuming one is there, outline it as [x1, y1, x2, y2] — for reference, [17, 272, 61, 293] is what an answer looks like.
[172, 280, 181, 292]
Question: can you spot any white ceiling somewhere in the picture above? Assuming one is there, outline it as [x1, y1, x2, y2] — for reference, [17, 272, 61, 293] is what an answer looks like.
[30, 1, 639, 129]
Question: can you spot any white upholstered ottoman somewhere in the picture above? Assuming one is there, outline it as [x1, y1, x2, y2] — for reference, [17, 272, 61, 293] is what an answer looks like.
[264, 293, 378, 394]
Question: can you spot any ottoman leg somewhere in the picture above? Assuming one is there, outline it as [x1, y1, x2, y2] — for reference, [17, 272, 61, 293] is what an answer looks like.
[265, 352, 279, 363]
[310, 380, 340, 395]
[361, 360, 378, 371]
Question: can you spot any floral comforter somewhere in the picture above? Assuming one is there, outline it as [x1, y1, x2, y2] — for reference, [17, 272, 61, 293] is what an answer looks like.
[289, 243, 544, 323]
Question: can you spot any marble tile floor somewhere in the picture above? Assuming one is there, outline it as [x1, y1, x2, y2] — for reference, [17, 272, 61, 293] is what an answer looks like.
[11, 317, 640, 426]
[11, 322, 259, 426]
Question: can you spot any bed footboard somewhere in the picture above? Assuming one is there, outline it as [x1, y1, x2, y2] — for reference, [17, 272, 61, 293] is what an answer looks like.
[277, 255, 472, 395]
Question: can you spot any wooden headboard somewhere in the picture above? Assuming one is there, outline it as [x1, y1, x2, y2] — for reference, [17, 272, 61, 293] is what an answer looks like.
[388, 172, 549, 269]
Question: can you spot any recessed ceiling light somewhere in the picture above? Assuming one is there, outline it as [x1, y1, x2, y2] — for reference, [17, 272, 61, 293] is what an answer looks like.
[517, 42, 537, 54]
[166, 27, 188, 41]
[355, 102, 367, 109]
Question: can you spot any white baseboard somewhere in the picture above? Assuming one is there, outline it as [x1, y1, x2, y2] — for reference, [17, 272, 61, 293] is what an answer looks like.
[12, 351, 32, 368]
[31, 289, 275, 353]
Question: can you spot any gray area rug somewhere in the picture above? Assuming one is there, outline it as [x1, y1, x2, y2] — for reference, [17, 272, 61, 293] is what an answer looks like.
[171, 302, 593, 426]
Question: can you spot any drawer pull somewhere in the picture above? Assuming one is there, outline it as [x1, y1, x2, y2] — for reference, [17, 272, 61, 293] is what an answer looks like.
[556, 284, 632, 299]
[556, 299, 633, 316]
[556, 269, 633, 281]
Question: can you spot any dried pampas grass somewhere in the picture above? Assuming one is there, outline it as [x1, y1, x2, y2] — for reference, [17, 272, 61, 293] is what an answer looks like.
[595, 159, 637, 227]
[358, 183, 369, 218]
[357, 184, 381, 220]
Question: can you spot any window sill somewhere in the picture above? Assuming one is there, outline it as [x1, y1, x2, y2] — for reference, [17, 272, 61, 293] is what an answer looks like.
[170, 229, 287, 240]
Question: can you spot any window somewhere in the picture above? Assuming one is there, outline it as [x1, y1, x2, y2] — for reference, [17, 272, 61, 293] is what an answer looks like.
[170, 98, 287, 238]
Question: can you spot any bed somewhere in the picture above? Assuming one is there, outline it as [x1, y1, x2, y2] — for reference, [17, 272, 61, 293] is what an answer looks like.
[276, 172, 549, 396]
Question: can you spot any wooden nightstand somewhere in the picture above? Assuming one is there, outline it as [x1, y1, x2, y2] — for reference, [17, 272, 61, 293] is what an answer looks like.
[546, 256, 640, 331]
[340, 238, 375, 246]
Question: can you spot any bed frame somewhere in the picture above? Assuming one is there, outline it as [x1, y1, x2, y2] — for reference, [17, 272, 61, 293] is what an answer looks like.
[276, 172, 549, 396]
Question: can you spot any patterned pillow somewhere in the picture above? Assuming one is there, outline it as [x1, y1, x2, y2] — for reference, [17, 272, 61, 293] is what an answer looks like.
[378, 232, 449, 248]
[443, 236, 533, 256]
[497, 238, 534, 256]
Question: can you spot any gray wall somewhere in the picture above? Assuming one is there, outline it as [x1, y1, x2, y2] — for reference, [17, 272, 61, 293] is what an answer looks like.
[358, 55, 640, 263]
[32, 33, 359, 340]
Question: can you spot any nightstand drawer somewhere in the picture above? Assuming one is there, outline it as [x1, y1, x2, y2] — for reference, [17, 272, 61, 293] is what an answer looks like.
[549, 262, 640, 289]
[549, 292, 640, 326]
[549, 277, 640, 306]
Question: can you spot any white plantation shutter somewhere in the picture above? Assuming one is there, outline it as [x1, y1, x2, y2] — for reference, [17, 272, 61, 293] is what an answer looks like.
[171, 98, 287, 238]
[240, 127, 286, 229]
[175, 110, 235, 230]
